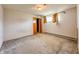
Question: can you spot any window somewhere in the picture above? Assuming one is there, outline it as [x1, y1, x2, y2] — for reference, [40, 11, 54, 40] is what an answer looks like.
[58, 14, 61, 22]
[46, 16, 52, 22]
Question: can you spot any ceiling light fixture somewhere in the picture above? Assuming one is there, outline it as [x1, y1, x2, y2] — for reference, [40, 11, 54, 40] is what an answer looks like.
[34, 4, 47, 11]
[37, 7, 42, 11]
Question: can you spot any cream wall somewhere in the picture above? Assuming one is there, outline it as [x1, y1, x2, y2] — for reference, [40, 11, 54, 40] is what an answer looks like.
[43, 7, 77, 39]
[4, 8, 33, 41]
[0, 5, 3, 48]
[77, 5, 79, 51]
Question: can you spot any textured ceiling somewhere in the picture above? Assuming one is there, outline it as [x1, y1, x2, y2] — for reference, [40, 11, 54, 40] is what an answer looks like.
[3, 4, 76, 16]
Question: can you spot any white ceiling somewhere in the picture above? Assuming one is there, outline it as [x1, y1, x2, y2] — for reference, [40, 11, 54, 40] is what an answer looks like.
[3, 4, 76, 16]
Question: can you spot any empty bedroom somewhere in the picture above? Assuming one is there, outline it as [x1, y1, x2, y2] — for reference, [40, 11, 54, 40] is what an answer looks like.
[0, 4, 78, 54]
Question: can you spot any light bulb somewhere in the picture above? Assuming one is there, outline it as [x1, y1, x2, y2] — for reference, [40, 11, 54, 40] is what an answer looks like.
[37, 7, 42, 11]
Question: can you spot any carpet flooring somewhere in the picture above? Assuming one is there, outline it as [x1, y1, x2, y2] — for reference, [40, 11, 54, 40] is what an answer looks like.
[0, 33, 77, 54]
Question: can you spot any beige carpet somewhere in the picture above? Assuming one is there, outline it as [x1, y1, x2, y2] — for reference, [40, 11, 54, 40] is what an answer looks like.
[0, 33, 77, 54]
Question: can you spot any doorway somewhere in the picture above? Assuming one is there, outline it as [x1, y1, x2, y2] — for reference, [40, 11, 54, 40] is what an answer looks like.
[37, 18, 39, 32]
[33, 17, 42, 34]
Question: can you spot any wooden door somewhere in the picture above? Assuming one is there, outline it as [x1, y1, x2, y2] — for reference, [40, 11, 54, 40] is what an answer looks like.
[33, 17, 42, 34]
[33, 17, 37, 34]
[39, 18, 42, 33]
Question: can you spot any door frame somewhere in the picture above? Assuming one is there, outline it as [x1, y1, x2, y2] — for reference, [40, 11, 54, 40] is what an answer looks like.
[33, 17, 42, 34]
